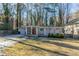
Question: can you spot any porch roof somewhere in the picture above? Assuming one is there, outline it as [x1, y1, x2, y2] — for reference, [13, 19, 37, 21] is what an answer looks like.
[25, 26, 63, 28]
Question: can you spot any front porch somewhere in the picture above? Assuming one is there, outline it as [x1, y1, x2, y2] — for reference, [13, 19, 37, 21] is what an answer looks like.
[19, 26, 64, 37]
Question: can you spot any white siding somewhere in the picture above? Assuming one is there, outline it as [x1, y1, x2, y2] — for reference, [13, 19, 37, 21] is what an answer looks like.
[20, 26, 63, 36]
[19, 28, 26, 35]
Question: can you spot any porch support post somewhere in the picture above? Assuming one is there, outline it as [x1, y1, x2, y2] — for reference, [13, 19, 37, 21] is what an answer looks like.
[26, 27, 27, 35]
[36, 26, 38, 36]
[44, 28, 46, 36]
[31, 26, 32, 35]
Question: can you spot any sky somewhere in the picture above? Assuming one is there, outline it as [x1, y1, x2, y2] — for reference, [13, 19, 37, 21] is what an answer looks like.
[70, 3, 79, 13]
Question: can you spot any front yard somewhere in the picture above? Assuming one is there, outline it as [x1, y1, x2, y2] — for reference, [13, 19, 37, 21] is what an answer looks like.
[2, 37, 79, 56]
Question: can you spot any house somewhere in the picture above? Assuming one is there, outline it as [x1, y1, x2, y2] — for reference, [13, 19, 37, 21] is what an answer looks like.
[19, 26, 64, 37]
[64, 18, 79, 39]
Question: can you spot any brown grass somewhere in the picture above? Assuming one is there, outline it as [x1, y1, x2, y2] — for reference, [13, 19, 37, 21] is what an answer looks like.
[3, 38, 79, 56]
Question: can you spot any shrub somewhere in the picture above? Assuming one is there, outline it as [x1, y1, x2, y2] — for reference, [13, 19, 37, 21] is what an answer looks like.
[54, 33, 59, 38]
[58, 34, 64, 38]
[48, 33, 54, 37]
[11, 29, 19, 34]
[0, 23, 12, 30]
[48, 33, 64, 38]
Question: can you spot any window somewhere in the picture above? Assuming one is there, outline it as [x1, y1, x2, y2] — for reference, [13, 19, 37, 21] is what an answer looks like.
[40, 28, 44, 31]
[27, 27, 31, 35]
[38, 28, 44, 35]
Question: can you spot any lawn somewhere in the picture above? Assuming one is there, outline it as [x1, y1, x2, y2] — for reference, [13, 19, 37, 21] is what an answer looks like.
[3, 38, 79, 56]
[0, 37, 7, 42]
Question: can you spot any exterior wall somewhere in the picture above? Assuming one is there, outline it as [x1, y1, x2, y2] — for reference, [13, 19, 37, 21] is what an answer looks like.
[44, 28, 47, 36]
[54, 27, 63, 34]
[73, 24, 79, 39]
[64, 25, 73, 34]
[19, 27, 26, 35]
[44, 28, 50, 36]
[64, 24, 79, 39]
[25, 27, 27, 35]
[49, 28, 55, 34]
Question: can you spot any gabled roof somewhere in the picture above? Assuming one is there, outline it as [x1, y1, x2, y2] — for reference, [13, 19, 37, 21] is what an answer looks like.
[65, 18, 79, 26]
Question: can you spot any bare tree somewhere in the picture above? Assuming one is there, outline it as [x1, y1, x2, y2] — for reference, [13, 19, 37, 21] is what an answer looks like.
[66, 3, 71, 24]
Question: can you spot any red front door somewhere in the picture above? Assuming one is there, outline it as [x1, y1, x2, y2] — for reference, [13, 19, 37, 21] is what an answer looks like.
[32, 27, 36, 35]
